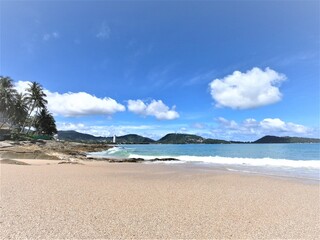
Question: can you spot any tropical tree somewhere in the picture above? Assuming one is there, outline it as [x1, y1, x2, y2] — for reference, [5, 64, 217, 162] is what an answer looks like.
[10, 93, 28, 131]
[1, 76, 57, 139]
[34, 108, 57, 136]
[21, 82, 48, 133]
[0, 76, 17, 129]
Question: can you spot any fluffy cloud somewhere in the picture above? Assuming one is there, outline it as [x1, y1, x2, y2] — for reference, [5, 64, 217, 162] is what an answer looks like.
[260, 118, 308, 133]
[14, 81, 125, 117]
[209, 67, 286, 109]
[260, 118, 286, 130]
[46, 91, 125, 116]
[127, 100, 146, 114]
[213, 117, 312, 140]
[128, 99, 179, 120]
[14, 81, 30, 94]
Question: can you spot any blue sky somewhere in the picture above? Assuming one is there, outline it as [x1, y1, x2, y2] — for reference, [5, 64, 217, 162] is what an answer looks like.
[1, 0, 319, 140]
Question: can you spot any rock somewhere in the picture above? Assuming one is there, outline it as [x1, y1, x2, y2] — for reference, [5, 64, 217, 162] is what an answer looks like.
[150, 158, 179, 162]
[58, 161, 83, 165]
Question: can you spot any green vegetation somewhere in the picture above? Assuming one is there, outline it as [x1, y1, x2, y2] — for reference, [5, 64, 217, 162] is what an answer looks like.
[203, 138, 231, 144]
[57, 131, 155, 144]
[254, 135, 320, 143]
[158, 133, 205, 144]
[0, 76, 57, 140]
[112, 134, 155, 144]
[57, 130, 106, 142]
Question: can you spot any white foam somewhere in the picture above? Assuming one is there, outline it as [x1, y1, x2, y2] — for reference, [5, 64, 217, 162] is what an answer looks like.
[128, 154, 320, 169]
[105, 147, 122, 154]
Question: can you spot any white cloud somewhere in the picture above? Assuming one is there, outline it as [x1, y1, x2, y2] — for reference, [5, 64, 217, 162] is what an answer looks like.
[14, 81, 125, 117]
[128, 99, 179, 120]
[217, 117, 238, 129]
[243, 118, 258, 126]
[127, 100, 146, 115]
[45, 91, 125, 116]
[43, 32, 59, 41]
[209, 67, 286, 109]
[96, 22, 111, 40]
[15, 81, 30, 94]
[260, 118, 286, 130]
[260, 118, 308, 133]
[212, 117, 312, 141]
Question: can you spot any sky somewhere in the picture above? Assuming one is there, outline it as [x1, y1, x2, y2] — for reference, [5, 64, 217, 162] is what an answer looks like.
[1, 0, 319, 141]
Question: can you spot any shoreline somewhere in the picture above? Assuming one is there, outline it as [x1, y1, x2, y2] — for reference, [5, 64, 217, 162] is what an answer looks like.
[1, 159, 319, 239]
[1, 140, 319, 181]
[3, 157, 319, 184]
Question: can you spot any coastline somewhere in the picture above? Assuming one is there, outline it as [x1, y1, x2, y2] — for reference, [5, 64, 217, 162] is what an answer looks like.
[88, 143, 320, 181]
[1, 158, 319, 239]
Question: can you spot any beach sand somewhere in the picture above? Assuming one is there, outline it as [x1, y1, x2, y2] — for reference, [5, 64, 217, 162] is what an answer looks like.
[1, 160, 319, 239]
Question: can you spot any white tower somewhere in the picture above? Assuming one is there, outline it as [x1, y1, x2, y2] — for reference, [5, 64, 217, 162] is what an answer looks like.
[112, 135, 116, 143]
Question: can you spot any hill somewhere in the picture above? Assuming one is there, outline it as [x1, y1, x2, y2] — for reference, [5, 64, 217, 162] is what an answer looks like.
[57, 131, 320, 144]
[203, 138, 232, 144]
[57, 131, 155, 144]
[254, 135, 320, 143]
[157, 133, 205, 144]
[112, 134, 155, 144]
[57, 130, 106, 142]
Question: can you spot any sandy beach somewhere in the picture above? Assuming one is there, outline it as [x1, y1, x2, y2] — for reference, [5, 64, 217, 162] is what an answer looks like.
[1, 159, 319, 239]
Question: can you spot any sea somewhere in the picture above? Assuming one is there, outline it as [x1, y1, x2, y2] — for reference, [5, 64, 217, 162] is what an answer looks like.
[88, 143, 320, 181]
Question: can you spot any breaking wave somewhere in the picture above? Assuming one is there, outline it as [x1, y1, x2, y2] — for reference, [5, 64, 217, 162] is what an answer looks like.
[128, 154, 320, 169]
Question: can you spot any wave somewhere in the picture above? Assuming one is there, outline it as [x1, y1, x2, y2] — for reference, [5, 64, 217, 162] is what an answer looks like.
[87, 146, 320, 169]
[128, 154, 320, 169]
[88, 146, 131, 158]
[105, 147, 123, 155]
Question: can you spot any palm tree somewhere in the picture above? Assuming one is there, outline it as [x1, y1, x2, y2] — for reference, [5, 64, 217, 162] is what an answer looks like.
[0, 76, 17, 129]
[21, 82, 48, 134]
[10, 93, 28, 131]
[34, 108, 57, 136]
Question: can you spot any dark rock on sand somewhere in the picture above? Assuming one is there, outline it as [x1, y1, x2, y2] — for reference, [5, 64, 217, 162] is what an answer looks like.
[86, 157, 179, 163]
[149, 158, 179, 162]
[58, 161, 84, 165]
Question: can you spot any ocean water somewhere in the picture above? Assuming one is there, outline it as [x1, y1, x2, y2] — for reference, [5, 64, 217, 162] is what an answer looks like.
[88, 144, 320, 181]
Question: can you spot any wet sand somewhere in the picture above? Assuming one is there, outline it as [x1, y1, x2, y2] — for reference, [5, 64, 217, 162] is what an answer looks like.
[1, 160, 319, 239]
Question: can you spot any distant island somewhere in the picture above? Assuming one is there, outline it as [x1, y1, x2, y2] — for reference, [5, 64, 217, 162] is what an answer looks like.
[57, 131, 320, 144]
[253, 135, 320, 144]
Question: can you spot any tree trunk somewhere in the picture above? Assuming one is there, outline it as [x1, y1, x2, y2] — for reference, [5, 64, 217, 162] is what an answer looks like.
[26, 107, 39, 135]
[20, 102, 35, 134]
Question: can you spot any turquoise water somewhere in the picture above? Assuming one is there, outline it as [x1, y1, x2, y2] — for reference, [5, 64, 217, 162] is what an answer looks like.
[88, 144, 320, 180]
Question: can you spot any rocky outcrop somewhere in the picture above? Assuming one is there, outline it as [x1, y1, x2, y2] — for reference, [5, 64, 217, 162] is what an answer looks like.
[0, 140, 179, 163]
[0, 140, 111, 161]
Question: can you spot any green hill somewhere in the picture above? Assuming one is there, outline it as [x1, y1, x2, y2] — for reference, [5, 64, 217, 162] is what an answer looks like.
[254, 135, 320, 143]
[203, 138, 231, 144]
[157, 133, 205, 144]
[57, 130, 106, 142]
[57, 131, 155, 144]
[113, 134, 155, 144]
